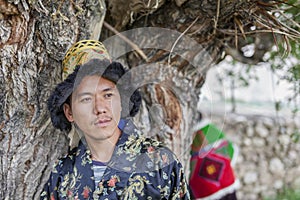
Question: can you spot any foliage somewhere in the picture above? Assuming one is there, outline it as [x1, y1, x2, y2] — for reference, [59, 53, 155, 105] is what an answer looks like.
[216, 0, 300, 116]
[264, 0, 300, 117]
[263, 187, 300, 200]
[266, 0, 300, 117]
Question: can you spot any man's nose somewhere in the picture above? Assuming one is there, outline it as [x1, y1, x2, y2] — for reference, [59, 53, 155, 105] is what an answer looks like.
[93, 97, 107, 114]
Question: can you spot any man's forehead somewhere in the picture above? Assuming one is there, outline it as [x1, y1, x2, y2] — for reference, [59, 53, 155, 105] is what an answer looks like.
[74, 75, 117, 93]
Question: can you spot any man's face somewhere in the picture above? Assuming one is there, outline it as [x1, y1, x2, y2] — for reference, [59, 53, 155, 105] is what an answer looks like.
[64, 75, 122, 142]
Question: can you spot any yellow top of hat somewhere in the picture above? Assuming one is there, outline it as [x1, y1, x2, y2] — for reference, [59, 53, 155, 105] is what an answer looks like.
[62, 40, 111, 80]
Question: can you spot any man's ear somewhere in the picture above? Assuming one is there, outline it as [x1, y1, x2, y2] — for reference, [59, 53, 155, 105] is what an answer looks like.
[63, 103, 74, 122]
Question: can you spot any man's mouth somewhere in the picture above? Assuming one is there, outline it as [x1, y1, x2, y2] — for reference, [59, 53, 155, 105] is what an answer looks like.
[94, 117, 112, 127]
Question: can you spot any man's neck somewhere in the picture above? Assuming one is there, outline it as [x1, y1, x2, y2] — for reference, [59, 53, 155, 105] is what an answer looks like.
[86, 128, 122, 162]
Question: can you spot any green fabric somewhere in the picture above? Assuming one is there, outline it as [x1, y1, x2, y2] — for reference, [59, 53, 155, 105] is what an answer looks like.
[191, 123, 235, 160]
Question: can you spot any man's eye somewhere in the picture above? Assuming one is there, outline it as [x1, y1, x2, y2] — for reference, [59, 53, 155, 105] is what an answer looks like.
[80, 97, 92, 102]
[104, 93, 113, 98]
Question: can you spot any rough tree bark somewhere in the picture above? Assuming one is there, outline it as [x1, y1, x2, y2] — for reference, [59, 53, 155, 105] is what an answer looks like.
[0, 0, 297, 199]
[0, 0, 107, 198]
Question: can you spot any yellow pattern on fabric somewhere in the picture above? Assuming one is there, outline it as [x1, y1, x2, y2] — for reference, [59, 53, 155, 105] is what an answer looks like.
[62, 40, 111, 80]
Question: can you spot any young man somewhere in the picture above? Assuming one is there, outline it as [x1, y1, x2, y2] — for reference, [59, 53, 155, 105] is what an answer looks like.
[41, 40, 191, 199]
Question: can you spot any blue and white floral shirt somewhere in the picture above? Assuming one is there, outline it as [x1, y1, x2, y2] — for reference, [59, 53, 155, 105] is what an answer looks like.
[41, 119, 191, 199]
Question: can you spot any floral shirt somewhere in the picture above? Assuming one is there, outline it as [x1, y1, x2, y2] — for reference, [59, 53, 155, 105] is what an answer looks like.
[40, 119, 191, 200]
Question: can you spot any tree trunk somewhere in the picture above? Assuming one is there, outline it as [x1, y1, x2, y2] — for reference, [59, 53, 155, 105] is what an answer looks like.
[0, 0, 296, 199]
[0, 0, 107, 198]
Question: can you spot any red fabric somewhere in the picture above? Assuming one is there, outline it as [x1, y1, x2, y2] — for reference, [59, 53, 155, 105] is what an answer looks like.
[189, 151, 235, 198]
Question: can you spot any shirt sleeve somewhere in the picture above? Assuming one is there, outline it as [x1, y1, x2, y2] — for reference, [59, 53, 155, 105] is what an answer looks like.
[168, 161, 191, 199]
[40, 169, 60, 200]
[158, 156, 191, 200]
[40, 159, 66, 200]
[150, 144, 191, 200]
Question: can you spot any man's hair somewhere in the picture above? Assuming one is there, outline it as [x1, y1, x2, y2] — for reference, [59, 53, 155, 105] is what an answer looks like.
[47, 59, 142, 132]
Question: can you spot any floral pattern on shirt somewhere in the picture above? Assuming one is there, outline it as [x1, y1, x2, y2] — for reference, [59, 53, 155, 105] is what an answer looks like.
[41, 119, 191, 200]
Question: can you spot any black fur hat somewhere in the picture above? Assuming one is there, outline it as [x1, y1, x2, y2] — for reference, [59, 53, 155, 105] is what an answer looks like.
[47, 59, 142, 132]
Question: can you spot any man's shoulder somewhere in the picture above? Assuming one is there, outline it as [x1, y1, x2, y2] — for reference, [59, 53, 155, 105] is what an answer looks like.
[128, 134, 178, 161]
[52, 146, 81, 172]
[124, 134, 163, 150]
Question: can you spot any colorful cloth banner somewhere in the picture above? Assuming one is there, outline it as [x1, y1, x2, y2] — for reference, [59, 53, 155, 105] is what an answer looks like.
[189, 120, 239, 200]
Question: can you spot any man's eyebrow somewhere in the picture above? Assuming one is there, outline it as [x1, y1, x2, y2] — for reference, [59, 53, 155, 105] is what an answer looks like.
[76, 87, 117, 97]
[75, 92, 93, 98]
[102, 87, 116, 92]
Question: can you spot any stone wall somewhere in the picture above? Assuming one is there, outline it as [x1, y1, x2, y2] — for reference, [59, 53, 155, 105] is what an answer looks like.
[210, 113, 300, 200]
